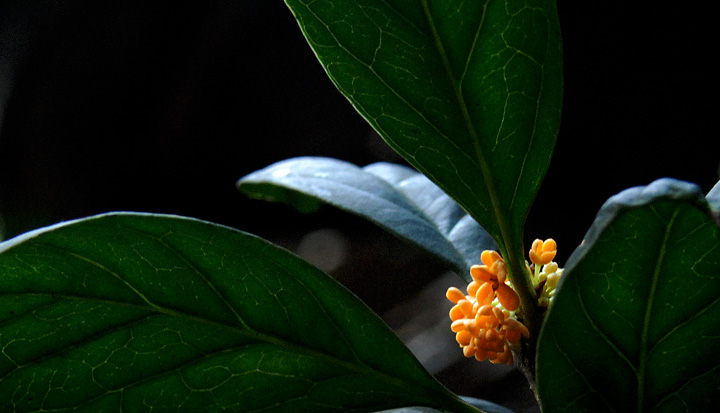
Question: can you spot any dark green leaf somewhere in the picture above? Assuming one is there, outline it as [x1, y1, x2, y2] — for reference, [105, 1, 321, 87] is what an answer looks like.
[0, 213, 477, 412]
[282, 0, 563, 253]
[537, 179, 720, 412]
[239, 156, 495, 279]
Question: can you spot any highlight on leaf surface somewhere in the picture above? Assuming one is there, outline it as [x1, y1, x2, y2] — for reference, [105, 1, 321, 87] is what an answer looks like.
[238, 156, 497, 279]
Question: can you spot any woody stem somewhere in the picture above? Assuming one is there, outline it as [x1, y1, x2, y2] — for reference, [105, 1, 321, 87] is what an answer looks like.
[502, 241, 541, 383]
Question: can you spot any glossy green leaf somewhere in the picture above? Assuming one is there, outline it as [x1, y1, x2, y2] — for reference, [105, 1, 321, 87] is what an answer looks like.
[238, 156, 496, 279]
[0, 213, 478, 412]
[537, 179, 720, 412]
[283, 0, 563, 254]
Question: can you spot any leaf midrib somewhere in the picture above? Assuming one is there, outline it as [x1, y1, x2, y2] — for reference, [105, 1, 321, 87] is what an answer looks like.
[637, 207, 679, 412]
[417, 0, 527, 261]
[295, 0, 493, 226]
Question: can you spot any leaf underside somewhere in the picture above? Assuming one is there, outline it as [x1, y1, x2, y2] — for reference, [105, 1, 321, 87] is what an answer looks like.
[378, 396, 514, 413]
[238, 156, 496, 279]
[537, 179, 720, 412]
[0, 213, 470, 412]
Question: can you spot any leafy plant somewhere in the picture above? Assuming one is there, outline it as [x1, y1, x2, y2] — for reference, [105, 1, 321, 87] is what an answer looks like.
[1, 1, 718, 412]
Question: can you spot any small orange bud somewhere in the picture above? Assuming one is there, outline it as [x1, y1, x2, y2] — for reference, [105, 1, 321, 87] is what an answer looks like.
[465, 320, 480, 336]
[488, 340, 505, 353]
[475, 314, 496, 329]
[491, 260, 507, 284]
[478, 304, 493, 316]
[446, 287, 465, 303]
[450, 319, 466, 333]
[496, 283, 520, 311]
[463, 344, 477, 358]
[505, 328, 522, 343]
[476, 281, 494, 306]
[481, 250, 503, 267]
[466, 281, 480, 297]
[449, 305, 464, 321]
[494, 346, 513, 365]
[457, 299, 474, 317]
[484, 328, 499, 342]
[505, 318, 530, 339]
[492, 306, 505, 323]
[456, 330, 472, 346]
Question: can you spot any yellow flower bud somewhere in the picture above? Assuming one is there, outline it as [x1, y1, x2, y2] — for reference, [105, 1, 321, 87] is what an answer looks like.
[546, 272, 561, 289]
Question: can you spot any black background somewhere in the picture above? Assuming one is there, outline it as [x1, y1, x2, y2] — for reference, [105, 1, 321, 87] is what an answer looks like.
[0, 1, 717, 411]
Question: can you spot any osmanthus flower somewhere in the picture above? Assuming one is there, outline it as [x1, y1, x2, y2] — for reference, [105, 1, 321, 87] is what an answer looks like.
[528, 238, 564, 307]
[529, 238, 557, 266]
[446, 239, 564, 365]
[445, 250, 529, 366]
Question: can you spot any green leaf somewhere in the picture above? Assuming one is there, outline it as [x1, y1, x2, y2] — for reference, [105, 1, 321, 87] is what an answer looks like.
[238, 156, 496, 279]
[0, 213, 478, 412]
[536, 179, 720, 412]
[282, 0, 563, 255]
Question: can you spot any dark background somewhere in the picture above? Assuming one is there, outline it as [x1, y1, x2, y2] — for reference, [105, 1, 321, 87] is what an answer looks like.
[0, 1, 717, 411]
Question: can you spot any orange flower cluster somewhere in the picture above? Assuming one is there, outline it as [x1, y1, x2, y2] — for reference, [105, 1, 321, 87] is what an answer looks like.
[446, 250, 530, 365]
